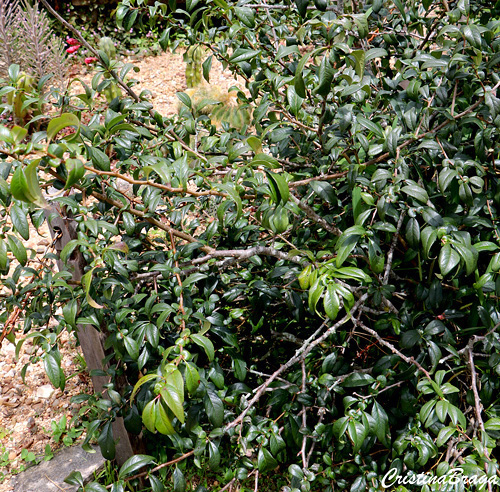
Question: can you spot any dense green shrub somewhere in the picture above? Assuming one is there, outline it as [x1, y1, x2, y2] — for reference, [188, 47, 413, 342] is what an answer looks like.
[2, 0, 500, 491]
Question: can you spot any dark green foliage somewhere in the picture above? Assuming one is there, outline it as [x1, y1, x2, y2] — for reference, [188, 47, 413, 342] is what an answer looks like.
[2, 0, 500, 491]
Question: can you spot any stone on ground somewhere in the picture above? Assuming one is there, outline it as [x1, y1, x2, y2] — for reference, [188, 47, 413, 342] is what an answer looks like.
[10, 445, 104, 491]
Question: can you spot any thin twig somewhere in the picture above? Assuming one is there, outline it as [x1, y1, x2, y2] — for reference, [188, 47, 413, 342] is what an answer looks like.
[382, 212, 405, 285]
[169, 230, 186, 330]
[306, 407, 325, 465]
[290, 194, 342, 236]
[225, 294, 368, 430]
[84, 165, 227, 198]
[357, 319, 432, 381]
[300, 359, 308, 468]
[468, 340, 493, 492]
[191, 246, 303, 266]
[45, 167, 214, 253]
[218, 478, 236, 492]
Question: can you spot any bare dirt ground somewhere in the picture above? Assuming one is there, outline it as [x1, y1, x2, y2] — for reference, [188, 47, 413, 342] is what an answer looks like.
[0, 49, 242, 491]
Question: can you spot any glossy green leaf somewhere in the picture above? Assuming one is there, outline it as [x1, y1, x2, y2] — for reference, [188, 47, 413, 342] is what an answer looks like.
[204, 390, 224, 427]
[372, 402, 390, 447]
[217, 183, 242, 220]
[44, 353, 65, 390]
[294, 0, 309, 17]
[234, 7, 255, 28]
[97, 421, 115, 460]
[184, 362, 200, 394]
[0, 239, 8, 271]
[347, 420, 367, 453]
[64, 158, 85, 190]
[484, 418, 500, 431]
[287, 85, 304, 116]
[89, 147, 111, 172]
[314, 55, 334, 98]
[160, 385, 185, 423]
[401, 184, 429, 204]
[118, 455, 155, 480]
[190, 333, 214, 361]
[323, 284, 340, 320]
[439, 244, 460, 276]
[124, 336, 140, 360]
[436, 426, 456, 446]
[173, 467, 186, 492]
[7, 234, 27, 266]
[156, 401, 176, 435]
[47, 113, 80, 142]
[257, 448, 278, 473]
[10, 204, 29, 240]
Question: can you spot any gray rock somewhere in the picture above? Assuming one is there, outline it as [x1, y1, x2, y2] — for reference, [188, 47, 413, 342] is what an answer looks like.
[10, 445, 105, 492]
[36, 384, 54, 399]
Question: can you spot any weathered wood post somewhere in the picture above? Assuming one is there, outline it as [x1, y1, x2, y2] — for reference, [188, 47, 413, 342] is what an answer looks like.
[45, 204, 135, 465]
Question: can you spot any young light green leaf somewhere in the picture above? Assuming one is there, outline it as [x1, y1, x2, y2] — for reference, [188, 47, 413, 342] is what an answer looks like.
[184, 362, 200, 394]
[323, 284, 340, 320]
[160, 385, 185, 423]
[81, 268, 103, 309]
[142, 400, 157, 433]
[47, 113, 80, 142]
[156, 401, 176, 435]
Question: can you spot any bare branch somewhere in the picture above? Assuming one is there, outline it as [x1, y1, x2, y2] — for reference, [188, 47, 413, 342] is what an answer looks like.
[300, 359, 308, 468]
[225, 294, 368, 430]
[357, 318, 432, 381]
[290, 193, 341, 236]
[382, 212, 405, 285]
[289, 172, 347, 188]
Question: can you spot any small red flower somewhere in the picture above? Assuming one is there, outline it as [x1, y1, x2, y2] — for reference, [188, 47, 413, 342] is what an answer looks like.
[66, 45, 81, 54]
[84, 57, 98, 65]
[66, 37, 79, 46]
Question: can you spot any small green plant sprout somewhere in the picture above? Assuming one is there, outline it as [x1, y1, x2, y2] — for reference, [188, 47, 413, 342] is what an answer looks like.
[95, 36, 122, 103]
[2, 64, 36, 124]
[20, 448, 36, 464]
[184, 45, 204, 88]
